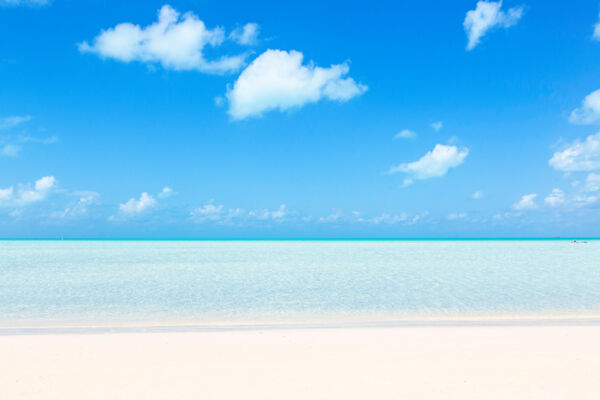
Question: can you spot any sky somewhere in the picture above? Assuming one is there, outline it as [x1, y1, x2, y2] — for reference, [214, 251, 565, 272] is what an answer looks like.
[1, 0, 600, 238]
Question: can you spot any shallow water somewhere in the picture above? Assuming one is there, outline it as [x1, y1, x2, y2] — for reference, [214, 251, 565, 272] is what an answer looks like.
[1, 240, 599, 325]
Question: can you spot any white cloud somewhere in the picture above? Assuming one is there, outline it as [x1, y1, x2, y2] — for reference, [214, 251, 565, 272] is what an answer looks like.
[157, 186, 175, 198]
[369, 213, 408, 224]
[513, 193, 537, 210]
[51, 192, 99, 219]
[0, 0, 48, 6]
[1, 134, 59, 158]
[229, 23, 259, 45]
[569, 89, 600, 124]
[585, 172, 600, 192]
[572, 194, 598, 207]
[249, 204, 287, 220]
[463, 1, 524, 50]
[472, 189, 484, 199]
[447, 212, 468, 220]
[190, 202, 287, 224]
[431, 121, 443, 131]
[0, 187, 13, 201]
[544, 188, 565, 207]
[394, 129, 416, 139]
[118, 192, 157, 215]
[190, 202, 226, 223]
[594, 14, 600, 41]
[78, 5, 248, 74]
[226, 49, 367, 119]
[549, 132, 600, 172]
[318, 209, 343, 223]
[1, 144, 21, 157]
[0, 115, 32, 130]
[389, 144, 469, 186]
[0, 176, 56, 207]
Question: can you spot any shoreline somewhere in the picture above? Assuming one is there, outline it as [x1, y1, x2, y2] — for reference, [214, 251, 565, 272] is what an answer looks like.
[3, 314, 600, 335]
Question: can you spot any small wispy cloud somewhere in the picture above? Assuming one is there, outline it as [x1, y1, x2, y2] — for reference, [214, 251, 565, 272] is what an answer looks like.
[472, 189, 484, 199]
[389, 144, 469, 187]
[394, 129, 417, 140]
[593, 14, 600, 41]
[463, 1, 524, 50]
[431, 121, 443, 131]
[569, 89, 600, 125]
[0, 0, 49, 7]
[447, 212, 468, 220]
[1, 134, 59, 158]
[157, 187, 175, 199]
[512, 193, 537, 210]
[0, 115, 32, 130]
[229, 23, 260, 45]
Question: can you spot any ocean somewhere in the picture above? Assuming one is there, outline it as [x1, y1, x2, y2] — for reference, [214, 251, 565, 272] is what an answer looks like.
[1, 240, 599, 326]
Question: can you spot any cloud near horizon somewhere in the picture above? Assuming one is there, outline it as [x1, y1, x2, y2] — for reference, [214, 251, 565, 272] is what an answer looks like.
[226, 49, 367, 119]
[463, 1, 524, 50]
[78, 5, 250, 74]
[389, 144, 469, 186]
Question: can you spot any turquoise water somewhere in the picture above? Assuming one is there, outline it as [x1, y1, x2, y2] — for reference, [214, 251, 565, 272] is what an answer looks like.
[1, 240, 599, 325]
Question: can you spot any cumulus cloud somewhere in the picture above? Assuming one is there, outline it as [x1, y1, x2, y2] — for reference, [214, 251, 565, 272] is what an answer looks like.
[463, 1, 524, 50]
[226, 49, 367, 119]
[229, 23, 259, 45]
[394, 129, 416, 139]
[513, 193, 537, 210]
[0, 115, 32, 130]
[389, 144, 469, 186]
[78, 5, 248, 74]
[569, 89, 600, 124]
[544, 188, 565, 207]
[0, 176, 56, 207]
[549, 132, 600, 172]
[118, 192, 157, 215]
[431, 121, 443, 132]
[472, 189, 484, 199]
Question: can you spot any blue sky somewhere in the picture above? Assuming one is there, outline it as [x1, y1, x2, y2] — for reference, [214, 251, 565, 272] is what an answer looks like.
[1, 0, 600, 238]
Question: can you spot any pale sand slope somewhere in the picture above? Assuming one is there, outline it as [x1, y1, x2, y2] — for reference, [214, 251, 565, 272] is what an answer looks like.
[1, 325, 600, 400]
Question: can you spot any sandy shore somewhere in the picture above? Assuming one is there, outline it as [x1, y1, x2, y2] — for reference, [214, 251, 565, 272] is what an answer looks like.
[2, 324, 600, 399]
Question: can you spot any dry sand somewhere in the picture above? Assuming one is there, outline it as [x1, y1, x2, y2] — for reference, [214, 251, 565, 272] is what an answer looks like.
[1, 324, 600, 399]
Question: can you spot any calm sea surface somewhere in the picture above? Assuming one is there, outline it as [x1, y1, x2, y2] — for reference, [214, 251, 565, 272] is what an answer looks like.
[1, 240, 599, 325]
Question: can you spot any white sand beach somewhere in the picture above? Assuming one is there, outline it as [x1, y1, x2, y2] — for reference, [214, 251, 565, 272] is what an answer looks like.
[2, 323, 600, 400]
